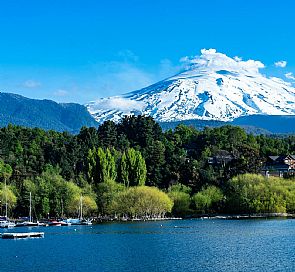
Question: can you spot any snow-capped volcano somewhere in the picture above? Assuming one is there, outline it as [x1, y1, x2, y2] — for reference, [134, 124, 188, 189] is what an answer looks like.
[87, 49, 295, 123]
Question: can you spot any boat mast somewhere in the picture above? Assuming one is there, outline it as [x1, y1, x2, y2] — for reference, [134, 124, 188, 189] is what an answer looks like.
[80, 195, 83, 220]
[5, 180, 7, 219]
[29, 192, 32, 223]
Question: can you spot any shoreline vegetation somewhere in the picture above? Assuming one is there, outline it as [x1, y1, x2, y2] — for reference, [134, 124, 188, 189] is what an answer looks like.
[8, 213, 295, 225]
[2, 115, 295, 221]
[93, 213, 295, 223]
[96, 213, 295, 222]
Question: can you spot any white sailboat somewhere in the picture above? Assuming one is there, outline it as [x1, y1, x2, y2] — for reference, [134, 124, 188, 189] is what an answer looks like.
[79, 195, 92, 225]
[0, 180, 15, 228]
[16, 192, 38, 227]
[64, 195, 92, 225]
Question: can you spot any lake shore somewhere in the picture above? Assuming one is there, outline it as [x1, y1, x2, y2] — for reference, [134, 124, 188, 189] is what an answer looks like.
[188, 213, 295, 220]
[92, 213, 295, 223]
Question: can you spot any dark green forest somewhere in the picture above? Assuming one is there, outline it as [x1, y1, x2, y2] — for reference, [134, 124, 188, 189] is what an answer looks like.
[1, 115, 295, 219]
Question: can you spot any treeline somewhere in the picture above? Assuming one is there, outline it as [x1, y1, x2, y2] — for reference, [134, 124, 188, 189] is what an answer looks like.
[1, 115, 295, 218]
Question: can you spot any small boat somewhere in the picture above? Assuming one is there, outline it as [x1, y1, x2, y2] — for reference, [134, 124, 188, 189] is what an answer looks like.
[59, 221, 71, 226]
[0, 220, 16, 228]
[62, 218, 79, 225]
[16, 221, 39, 227]
[0, 181, 15, 228]
[37, 222, 48, 227]
[48, 220, 62, 227]
[80, 219, 92, 225]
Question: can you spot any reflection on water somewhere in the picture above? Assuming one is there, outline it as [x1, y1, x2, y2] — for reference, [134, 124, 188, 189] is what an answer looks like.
[1, 219, 295, 272]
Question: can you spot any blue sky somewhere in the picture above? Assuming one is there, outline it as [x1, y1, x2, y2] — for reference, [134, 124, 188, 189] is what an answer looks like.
[0, 0, 294, 103]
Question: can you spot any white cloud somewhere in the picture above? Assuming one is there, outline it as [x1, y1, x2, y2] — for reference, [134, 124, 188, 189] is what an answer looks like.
[89, 97, 145, 113]
[92, 61, 155, 97]
[285, 72, 295, 80]
[180, 48, 265, 75]
[117, 49, 139, 62]
[274, 60, 287, 68]
[54, 89, 69, 97]
[89, 50, 181, 99]
[23, 79, 41, 88]
[159, 59, 181, 78]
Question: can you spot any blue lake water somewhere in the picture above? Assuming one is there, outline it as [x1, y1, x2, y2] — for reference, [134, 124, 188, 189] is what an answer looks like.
[1, 219, 295, 272]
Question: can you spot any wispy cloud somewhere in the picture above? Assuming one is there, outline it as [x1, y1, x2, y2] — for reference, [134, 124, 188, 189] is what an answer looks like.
[90, 50, 181, 98]
[53, 89, 69, 97]
[117, 49, 139, 62]
[92, 61, 155, 97]
[159, 59, 181, 78]
[89, 97, 145, 113]
[285, 72, 295, 80]
[274, 60, 287, 68]
[106, 50, 153, 92]
[22, 79, 41, 88]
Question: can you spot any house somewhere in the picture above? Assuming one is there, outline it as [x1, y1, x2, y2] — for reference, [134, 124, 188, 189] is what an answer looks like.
[262, 155, 295, 177]
[208, 150, 235, 167]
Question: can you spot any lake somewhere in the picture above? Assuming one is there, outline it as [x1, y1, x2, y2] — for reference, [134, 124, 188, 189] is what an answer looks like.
[1, 219, 295, 272]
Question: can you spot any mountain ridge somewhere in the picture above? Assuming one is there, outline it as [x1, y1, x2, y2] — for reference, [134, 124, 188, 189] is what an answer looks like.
[2, 92, 295, 134]
[0, 92, 98, 133]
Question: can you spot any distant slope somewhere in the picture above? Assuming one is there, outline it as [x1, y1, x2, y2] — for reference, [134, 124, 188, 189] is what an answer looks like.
[159, 118, 272, 134]
[232, 115, 295, 134]
[160, 115, 295, 134]
[0, 92, 98, 133]
[160, 119, 225, 131]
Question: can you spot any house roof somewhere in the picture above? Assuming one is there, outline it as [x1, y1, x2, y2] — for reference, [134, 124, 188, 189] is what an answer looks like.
[213, 150, 234, 159]
[268, 155, 295, 161]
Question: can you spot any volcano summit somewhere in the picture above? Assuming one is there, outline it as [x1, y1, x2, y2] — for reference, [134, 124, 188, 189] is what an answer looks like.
[87, 49, 295, 124]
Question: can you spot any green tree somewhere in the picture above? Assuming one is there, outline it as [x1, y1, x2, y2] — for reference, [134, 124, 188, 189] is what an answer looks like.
[111, 186, 173, 218]
[68, 194, 97, 217]
[120, 148, 147, 187]
[0, 183, 17, 215]
[97, 120, 118, 148]
[193, 186, 224, 213]
[145, 140, 166, 186]
[63, 181, 82, 216]
[227, 174, 290, 214]
[33, 166, 66, 218]
[15, 179, 37, 218]
[168, 184, 192, 216]
[0, 160, 12, 182]
[96, 179, 125, 214]
[87, 147, 117, 184]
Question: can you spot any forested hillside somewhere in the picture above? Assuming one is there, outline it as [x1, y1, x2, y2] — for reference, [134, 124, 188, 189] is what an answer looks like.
[1, 115, 295, 219]
[0, 92, 98, 133]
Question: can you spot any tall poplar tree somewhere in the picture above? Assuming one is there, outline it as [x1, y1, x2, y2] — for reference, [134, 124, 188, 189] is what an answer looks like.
[87, 148, 117, 184]
[120, 148, 147, 187]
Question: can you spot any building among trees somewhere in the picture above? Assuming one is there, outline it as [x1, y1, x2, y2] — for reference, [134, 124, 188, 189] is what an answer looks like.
[262, 155, 295, 177]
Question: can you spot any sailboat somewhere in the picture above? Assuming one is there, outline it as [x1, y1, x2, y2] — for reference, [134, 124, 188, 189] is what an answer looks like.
[79, 195, 92, 225]
[0, 180, 16, 228]
[63, 195, 92, 225]
[16, 192, 38, 227]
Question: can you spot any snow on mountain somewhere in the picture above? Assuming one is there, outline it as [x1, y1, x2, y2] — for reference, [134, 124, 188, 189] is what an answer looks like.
[87, 49, 295, 123]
